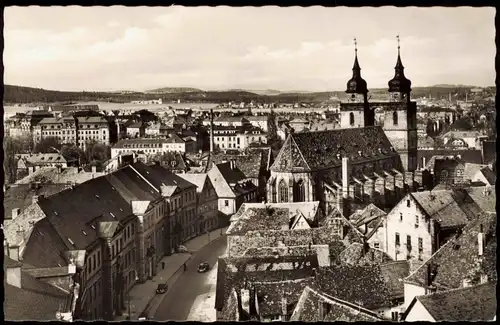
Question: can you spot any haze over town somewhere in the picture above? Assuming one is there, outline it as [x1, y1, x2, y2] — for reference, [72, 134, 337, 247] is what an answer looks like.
[4, 6, 496, 92]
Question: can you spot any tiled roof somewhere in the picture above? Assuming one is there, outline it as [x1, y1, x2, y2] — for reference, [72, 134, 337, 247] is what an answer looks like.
[461, 186, 496, 213]
[336, 243, 393, 266]
[155, 152, 188, 171]
[442, 130, 484, 139]
[349, 204, 386, 228]
[463, 163, 488, 180]
[215, 255, 318, 311]
[37, 176, 132, 250]
[22, 217, 70, 268]
[4, 270, 68, 320]
[417, 149, 483, 167]
[255, 277, 316, 316]
[230, 201, 320, 223]
[317, 262, 405, 309]
[165, 133, 185, 143]
[104, 166, 159, 203]
[479, 166, 496, 185]
[177, 173, 208, 193]
[215, 161, 248, 184]
[410, 190, 471, 228]
[290, 127, 398, 170]
[16, 153, 69, 166]
[227, 207, 290, 235]
[290, 286, 382, 322]
[208, 162, 253, 198]
[404, 211, 497, 289]
[15, 167, 103, 185]
[415, 281, 497, 321]
[209, 153, 264, 179]
[131, 162, 196, 190]
[433, 157, 464, 173]
[379, 261, 410, 299]
[76, 116, 108, 124]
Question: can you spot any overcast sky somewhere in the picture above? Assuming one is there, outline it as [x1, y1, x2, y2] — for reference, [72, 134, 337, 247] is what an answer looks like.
[4, 6, 496, 92]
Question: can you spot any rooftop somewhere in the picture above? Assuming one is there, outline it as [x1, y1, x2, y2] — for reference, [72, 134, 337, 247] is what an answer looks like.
[409, 281, 497, 321]
[227, 207, 290, 235]
[404, 211, 497, 290]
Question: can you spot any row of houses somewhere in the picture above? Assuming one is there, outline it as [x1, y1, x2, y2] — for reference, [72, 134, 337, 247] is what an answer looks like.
[215, 181, 496, 321]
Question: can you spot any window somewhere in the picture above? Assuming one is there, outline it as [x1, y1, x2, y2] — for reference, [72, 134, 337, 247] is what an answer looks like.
[224, 200, 229, 207]
[406, 235, 412, 250]
[418, 237, 423, 252]
[406, 199, 410, 207]
[399, 213, 403, 222]
[415, 215, 419, 227]
[395, 233, 400, 246]
[294, 180, 305, 202]
[393, 111, 398, 125]
[349, 112, 355, 126]
[279, 179, 288, 203]
[374, 242, 380, 249]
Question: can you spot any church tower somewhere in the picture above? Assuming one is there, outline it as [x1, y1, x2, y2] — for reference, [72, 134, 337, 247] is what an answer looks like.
[383, 36, 418, 171]
[340, 38, 374, 128]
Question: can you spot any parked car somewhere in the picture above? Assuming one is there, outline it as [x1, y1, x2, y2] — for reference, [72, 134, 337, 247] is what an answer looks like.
[156, 283, 168, 294]
[197, 262, 210, 273]
[178, 245, 188, 253]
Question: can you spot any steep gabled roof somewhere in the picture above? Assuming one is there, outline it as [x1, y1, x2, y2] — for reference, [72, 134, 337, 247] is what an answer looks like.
[404, 211, 497, 290]
[177, 173, 208, 193]
[131, 162, 195, 190]
[409, 281, 497, 321]
[290, 127, 398, 170]
[290, 286, 382, 322]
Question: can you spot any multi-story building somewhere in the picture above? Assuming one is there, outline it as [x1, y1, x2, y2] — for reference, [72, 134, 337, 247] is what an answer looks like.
[76, 116, 110, 149]
[212, 125, 267, 151]
[111, 136, 196, 160]
[178, 173, 219, 234]
[3, 161, 199, 321]
[33, 116, 78, 144]
[246, 115, 270, 132]
[7, 110, 54, 138]
[208, 161, 258, 217]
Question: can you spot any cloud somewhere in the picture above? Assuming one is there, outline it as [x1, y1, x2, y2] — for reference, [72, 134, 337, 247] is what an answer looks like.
[3, 6, 495, 91]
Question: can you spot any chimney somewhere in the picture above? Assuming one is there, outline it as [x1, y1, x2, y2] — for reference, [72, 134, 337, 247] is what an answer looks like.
[422, 157, 426, 170]
[424, 263, 432, 287]
[318, 300, 325, 320]
[210, 109, 214, 153]
[92, 165, 97, 174]
[115, 120, 121, 141]
[342, 157, 350, 199]
[478, 223, 484, 256]
[281, 296, 287, 317]
[240, 288, 250, 315]
[11, 208, 21, 220]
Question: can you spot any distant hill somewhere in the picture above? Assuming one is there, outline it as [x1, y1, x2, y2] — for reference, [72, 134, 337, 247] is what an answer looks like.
[4, 84, 493, 105]
[145, 87, 204, 94]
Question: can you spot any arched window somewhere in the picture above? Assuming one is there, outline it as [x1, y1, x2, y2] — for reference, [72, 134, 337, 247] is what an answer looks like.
[294, 180, 305, 202]
[349, 112, 355, 126]
[279, 180, 289, 203]
[271, 180, 277, 202]
[393, 111, 398, 125]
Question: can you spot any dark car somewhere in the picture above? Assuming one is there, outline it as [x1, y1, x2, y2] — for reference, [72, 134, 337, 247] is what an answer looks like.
[156, 283, 168, 294]
[197, 262, 210, 273]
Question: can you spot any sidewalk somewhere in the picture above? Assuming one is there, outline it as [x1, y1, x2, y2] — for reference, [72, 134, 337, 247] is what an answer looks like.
[114, 227, 228, 321]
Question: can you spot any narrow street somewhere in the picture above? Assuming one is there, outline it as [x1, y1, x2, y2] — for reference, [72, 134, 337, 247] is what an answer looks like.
[153, 235, 227, 321]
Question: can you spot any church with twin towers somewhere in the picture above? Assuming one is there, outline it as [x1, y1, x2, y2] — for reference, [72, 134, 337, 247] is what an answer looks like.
[267, 36, 421, 215]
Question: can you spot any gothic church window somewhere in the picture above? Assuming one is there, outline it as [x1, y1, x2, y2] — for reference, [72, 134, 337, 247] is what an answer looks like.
[349, 112, 355, 126]
[294, 180, 305, 202]
[393, 112, 398, 125]
[271, 180, 277, 202]
[279, 180, 288, 203]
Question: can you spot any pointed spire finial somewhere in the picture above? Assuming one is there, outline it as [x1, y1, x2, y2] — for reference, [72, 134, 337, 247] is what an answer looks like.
[397, 35, 400, 55]
[354, 37, 358, 55]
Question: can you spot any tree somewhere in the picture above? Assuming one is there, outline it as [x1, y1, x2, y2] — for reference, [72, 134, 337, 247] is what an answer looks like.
[83, 141, 111, 168]
[34, 136, 62, 153]
[4, 136, 21, 184]
[61, 144, 84, 164]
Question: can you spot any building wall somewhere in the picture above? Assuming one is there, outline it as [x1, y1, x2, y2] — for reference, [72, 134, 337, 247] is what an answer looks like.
[218, 198, 237, 216]
[403, 283, 427, 309]
[197, 180, 219, 233]
[384, 195, 435, 267]
[404, 299, 435, 322]
[267, 171, 314, 203]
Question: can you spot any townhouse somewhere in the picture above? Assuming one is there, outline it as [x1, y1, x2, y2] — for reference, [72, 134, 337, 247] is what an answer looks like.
[3, 162, 198, 321]
[76, 116, 110, 149]
[207, 161, 258, 217]
[178, 173, 219, 234]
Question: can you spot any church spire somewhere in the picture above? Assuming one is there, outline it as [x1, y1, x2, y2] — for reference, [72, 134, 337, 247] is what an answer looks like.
[346, 37, 367, 94]
[388, 35, 411, 93]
